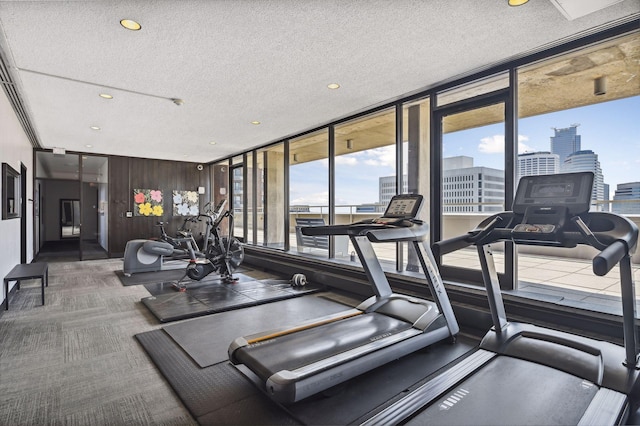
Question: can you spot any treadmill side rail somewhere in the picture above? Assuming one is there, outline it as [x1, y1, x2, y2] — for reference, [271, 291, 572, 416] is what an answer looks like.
[361, 349, 496, 426]
[577, 388, 627, 426]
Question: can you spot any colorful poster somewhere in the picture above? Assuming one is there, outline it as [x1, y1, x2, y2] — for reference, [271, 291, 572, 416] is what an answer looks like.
[133, 189, 164, 217]
[173, 190, 199, 216]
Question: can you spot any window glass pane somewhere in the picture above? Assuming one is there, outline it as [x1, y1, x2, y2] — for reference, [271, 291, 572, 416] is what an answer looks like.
[36, 151, 79, 179]
[517, 32, 640, 297]
[245, 153, 254, 244]
[290, 130, 329, 258]
[81, 155, 108, 260]
[335, 109, 396, 267]
[212, 160, 231, 238]
[441, 103, 506, 274]
[231, 165, 244, 239]
[257, 143, 285, 248]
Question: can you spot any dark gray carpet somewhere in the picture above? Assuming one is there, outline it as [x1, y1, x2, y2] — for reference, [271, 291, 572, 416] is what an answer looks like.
[162, 294, 353, 367]
[0, 258, 195, 425]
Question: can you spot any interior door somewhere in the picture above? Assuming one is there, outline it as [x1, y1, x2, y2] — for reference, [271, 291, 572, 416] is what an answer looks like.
[80, 155, 108, 260]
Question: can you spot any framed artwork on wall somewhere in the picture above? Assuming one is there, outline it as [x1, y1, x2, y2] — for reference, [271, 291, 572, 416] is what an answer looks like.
[133, 189, 163, 217]
[173, 190, 199, 216]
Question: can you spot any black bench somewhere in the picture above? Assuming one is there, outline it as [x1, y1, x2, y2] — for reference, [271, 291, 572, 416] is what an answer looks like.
[295, 218, 349, 255]
[3, 262, 49, 310]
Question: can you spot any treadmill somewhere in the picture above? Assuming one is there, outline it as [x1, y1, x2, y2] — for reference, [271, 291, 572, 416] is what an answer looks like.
[363, 172, 640, 426]
[228, 193, 460, 404]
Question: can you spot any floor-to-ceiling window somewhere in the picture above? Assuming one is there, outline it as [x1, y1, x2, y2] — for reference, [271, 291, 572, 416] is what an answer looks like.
[230, 156, 244, 240]
[211, 159, 231, 238]
[257, 143, 285, 249]
[289, 130, 329, 258]
[432, 74, 510, 285]
[228, 27, 639, 307]
[516, 32, 640, 298]
[335, 108, 397, 266]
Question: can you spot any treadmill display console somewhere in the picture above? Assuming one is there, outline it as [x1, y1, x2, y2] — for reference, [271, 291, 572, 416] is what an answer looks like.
[382, 194, 423, 219]
[371, 194, 423, 224]
[513, 172, 594, 216]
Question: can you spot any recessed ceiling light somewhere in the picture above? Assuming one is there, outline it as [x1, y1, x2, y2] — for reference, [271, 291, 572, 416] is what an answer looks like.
[90, 126, 100, 130]
[209, 141, 217, 145]
[327, 83, 340, 89]
[508, 0, 529, 6]
[99, 93, 113, 99]
[120, 19, 141, 31]
[251, 121, 261, 125]
[85, 144, 93, 148]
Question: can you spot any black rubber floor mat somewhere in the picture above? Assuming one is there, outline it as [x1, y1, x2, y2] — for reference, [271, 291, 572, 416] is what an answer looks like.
[163, 294, 350, 368]
[135, 329, 297, 425]
[136, 327, 478, 426]
[197, 393, 300, 426]
[141, 278, 322, 323]
[115, 268, 187, 286]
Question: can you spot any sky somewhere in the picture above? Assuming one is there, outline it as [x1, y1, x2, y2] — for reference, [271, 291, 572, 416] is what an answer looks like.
[290, 96, 640, 207]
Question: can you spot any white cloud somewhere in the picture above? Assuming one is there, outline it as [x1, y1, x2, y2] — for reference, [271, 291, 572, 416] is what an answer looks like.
[518, 135, 535, 153]
[478, 134, 536, 154]
[291, 191, 328, 205]
[478, 135, 504, 153]
[335, 156, 358, 166]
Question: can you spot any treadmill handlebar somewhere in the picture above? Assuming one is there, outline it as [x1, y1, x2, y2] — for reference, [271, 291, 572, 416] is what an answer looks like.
[433, 216, 504, 257]
[436, 211, 638, 276]
[593, 240, 628, 277]
[301, 219, 428, 242]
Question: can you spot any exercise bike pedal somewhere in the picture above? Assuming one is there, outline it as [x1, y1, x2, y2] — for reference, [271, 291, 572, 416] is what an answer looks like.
[171, 282, 187, 292]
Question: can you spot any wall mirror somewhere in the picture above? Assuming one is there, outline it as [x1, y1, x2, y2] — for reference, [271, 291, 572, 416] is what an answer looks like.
[2, 162, 20, 220]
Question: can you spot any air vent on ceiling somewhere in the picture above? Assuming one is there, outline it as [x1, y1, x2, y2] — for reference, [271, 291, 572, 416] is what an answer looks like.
[549, 0, 625, 21]
[0, 50, 41, 148]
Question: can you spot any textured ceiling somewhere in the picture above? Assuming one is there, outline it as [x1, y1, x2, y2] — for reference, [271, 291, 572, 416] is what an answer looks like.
[0, 0, 638, 165]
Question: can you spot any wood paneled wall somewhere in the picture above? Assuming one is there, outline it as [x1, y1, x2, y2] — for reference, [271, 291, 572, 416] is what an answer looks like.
[109, 156, 211, 257]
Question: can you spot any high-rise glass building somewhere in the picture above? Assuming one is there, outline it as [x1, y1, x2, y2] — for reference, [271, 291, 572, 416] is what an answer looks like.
[561, 150, 605, 209]
[550, 125, 581, 164]
[613, 182, 640, 214]
[517, 152, 559, 179]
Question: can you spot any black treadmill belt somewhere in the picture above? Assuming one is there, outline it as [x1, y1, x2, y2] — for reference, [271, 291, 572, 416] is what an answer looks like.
[163, 295, 352, 368]
[235, 312, 414, 380]
[407, 355, 599, 426]
[141, 278, 321, 323]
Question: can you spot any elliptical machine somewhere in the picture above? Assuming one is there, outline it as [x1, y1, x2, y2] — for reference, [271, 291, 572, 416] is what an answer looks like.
[174, 199, 244, 289]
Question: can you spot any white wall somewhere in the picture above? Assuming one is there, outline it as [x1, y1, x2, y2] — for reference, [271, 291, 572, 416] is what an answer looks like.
[0, 88, 34, 307]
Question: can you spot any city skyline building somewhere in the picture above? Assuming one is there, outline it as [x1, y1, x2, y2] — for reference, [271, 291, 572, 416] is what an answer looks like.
[517, 151, 560, 180]
[442, 156, 504, 213]
[379, 175, 408, 205]
[550, 124, 582, 164]
[561, 149, 605, 210]
[613, 182, 640, 214]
